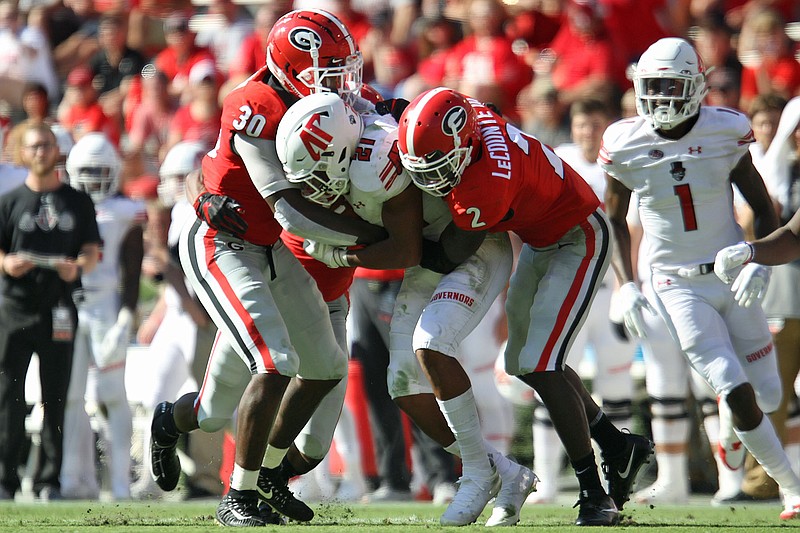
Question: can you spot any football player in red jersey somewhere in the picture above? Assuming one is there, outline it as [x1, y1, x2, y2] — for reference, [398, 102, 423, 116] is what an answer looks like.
[397, 87, 653, 526]
[147, 9, 387, 527]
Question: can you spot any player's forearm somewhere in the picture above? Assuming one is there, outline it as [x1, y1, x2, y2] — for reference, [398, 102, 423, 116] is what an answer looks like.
[751, 226, 800, 265]
[272, 192, 387, 246]
[609, 218, 636, 284]
[185, 169, 205, 202]
[344, 238, 421, 270]
[120, 227, 145, 311]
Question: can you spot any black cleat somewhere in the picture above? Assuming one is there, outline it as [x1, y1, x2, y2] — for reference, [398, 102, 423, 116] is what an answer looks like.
[150, 401, 181, 491]
[258, 501, 287, 525]
[574, 489, 619, 526]
[215, 488, 266, 527]
[256, 466, 314, 522]
[602, 432, 654, 510]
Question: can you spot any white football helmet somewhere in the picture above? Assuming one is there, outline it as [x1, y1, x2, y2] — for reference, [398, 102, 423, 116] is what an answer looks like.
[276, 92, 363, 207]
[66, 132, 121, 203]
[158, 141, 206, 207]
[633, 37, 707, 131]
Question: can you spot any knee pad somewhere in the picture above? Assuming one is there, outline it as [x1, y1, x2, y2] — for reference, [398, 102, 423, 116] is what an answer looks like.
[753, 375, 782, 414]
[293, 433, 327, 461]
[296, 377, 347, 460]
[197, 416, 229, 433]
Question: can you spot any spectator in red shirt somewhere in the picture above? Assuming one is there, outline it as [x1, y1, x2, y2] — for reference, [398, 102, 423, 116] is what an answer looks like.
[225, 1, 290, 94]
[58, 65, 120, 145]
[599, 0, 671, 68]
[546, 0, 624, 108]
[164, 60, 220, 154]
[405, 17, 462, 92]
[737, 7, 800, 112]
[153, 12, 216, 102]
[443, 0, 532, 122]
[125, 66, 177, 177]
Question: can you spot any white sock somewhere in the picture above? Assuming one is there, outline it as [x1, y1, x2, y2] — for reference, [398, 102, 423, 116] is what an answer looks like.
[104, 399, 133, 499]
[703, 414, 720, 445]
[262, 445, 288, 469]
[718, 396, 740, 448]
[533, 421, 563, 497]
[714, 451, 744, 497]
[651, 417, 689, 491]
[438, 389, 492, 479]
[485, 442, 515, 478]
[787, 443, 800, 477]
[445, 441, 460, 456]
[737, 416, 800, 496]
[231, 465, 259, 491]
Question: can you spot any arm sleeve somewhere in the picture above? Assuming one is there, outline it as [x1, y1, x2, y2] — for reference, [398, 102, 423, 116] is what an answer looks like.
[232, 133, 296, 198]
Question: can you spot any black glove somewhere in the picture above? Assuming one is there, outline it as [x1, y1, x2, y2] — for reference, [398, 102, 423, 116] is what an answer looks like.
[375, 98, 410, 122]
[485, 102, 502, 116]
[194, 192, 248, 238]
[610, 318, 630, 342]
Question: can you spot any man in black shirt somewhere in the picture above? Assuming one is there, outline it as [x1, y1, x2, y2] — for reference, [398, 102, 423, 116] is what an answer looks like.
[0, 123, 100, 500]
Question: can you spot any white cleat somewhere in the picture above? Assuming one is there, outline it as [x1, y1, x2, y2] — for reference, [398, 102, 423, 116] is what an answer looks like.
[633, 482, 689, 505]
[781, 493, 800, 520]
[718, 440, 746, 471]
[486, 465, 538, 526]
[440, 471, 501, 526]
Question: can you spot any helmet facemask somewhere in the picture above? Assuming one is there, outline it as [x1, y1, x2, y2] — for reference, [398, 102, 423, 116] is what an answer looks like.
[298, 50, 363, 104]
[401, 141, 473, 197]
[290, 168, 350, 207]
[635, 74, 702, 131]
[157, 174, 187, 207]
[74, 166, 117, 203]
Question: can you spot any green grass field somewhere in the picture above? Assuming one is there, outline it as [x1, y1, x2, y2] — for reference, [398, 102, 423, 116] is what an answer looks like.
[1, 499, 799, 532]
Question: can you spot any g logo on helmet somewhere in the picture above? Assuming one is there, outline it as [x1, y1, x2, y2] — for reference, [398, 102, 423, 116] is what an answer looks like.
[289, 27, 322, 52]
[442, 106, 468, 137]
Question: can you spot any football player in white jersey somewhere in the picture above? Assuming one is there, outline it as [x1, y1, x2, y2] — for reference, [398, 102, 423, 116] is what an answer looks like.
[629, 200, 745, 505]
[277, 92, 537, 527]
[61, 133, 146, 500]
[130, 141, 215, 499]
[602, 37, 800, 519]
[521, 99, 638, 504]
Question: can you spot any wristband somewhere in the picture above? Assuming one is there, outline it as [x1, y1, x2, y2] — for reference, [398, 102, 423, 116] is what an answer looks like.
[744, 242, 755, 264]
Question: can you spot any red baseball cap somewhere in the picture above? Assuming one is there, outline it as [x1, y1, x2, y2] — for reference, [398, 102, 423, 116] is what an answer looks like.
[67, 66, 94, 87]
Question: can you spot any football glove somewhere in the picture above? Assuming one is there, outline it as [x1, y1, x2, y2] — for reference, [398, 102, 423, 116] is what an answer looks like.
[194, 192, 248, 238]
[617, 282, 656, 339]
[99, 307, 134, 365]
[303, 240, 351, 268]
[375, 98, 410, 122]
[731, 263, 770, 308]
[714, 241, 754, 284]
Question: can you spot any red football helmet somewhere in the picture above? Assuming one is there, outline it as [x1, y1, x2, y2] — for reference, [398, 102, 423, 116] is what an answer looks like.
[266, 9, 363, 101]
[398, 87, 479, 197]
